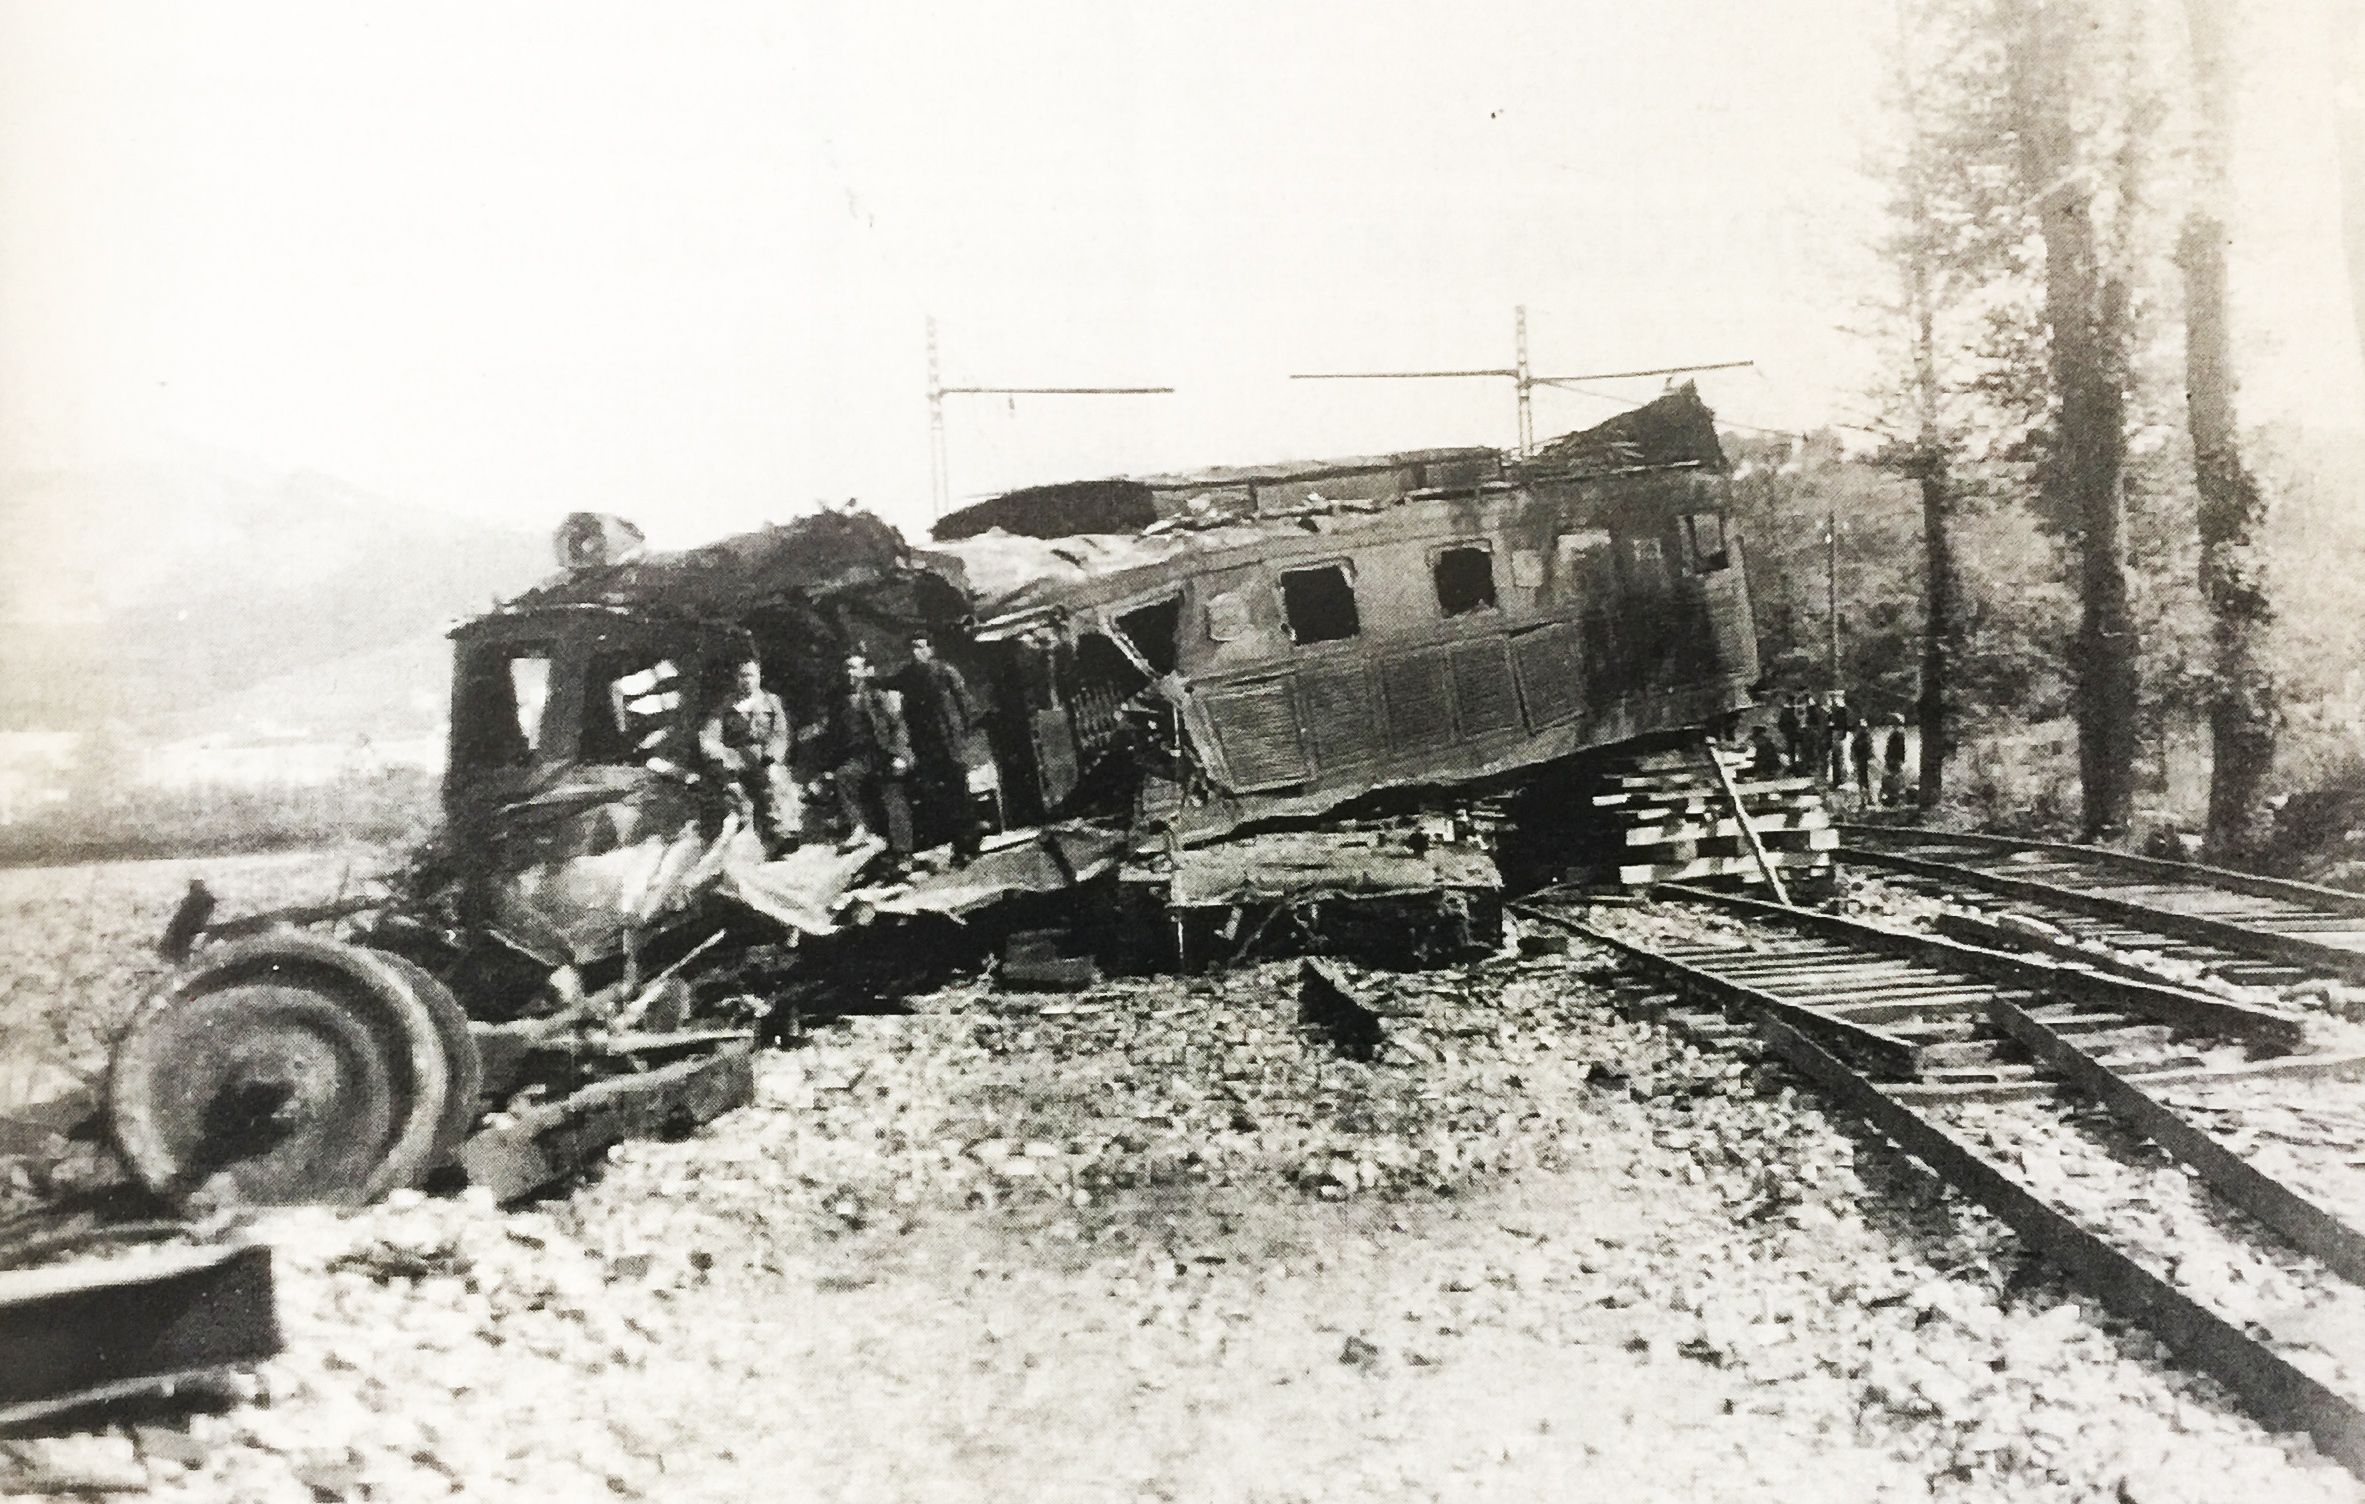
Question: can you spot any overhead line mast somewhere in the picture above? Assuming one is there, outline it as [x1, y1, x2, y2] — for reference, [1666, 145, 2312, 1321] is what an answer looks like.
[926, 315, 1174, 516]
[1289, 305, 1752, 458]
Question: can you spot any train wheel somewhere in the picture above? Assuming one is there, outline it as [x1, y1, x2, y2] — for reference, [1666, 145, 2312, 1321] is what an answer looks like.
[374, 953, 483, 1162]
[108, 934, 452, 1211]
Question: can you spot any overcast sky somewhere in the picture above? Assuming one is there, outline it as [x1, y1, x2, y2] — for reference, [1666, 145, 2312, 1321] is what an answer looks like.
[3, 1, 2358, 548]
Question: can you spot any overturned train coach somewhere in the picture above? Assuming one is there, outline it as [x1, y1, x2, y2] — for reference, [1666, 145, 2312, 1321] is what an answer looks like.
[431, 382, 1757, 979]
[106, 387, 1757, 1212]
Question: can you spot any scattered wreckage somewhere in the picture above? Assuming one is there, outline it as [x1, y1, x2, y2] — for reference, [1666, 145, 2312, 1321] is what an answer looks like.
[104, 385, 1769, 1212]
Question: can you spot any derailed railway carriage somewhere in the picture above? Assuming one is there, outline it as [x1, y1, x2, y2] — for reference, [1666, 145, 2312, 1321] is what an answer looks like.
[107, 386, 1763, 1210]
[938, 382, 1757, 843]
[424, 380, 1759, 980]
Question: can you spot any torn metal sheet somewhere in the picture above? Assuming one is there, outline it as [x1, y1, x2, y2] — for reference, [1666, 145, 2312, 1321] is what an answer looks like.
[713, 838, 884, 936]
[0, 1240, 280, 1427]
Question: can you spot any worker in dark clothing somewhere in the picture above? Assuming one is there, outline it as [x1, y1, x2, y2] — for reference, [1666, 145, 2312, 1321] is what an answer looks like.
[697, 656, 798, 852]
[1804, 697, 1831, 785]
[1777, 695, 1804, 771]
[1849, 715, 1875, 805]
[1747, 723, 1788, 779]
[895, 633, 984, 864]
[828, 653, 915, 859]
[1881, 713, 1910, 807]
[1827, 692, 1854, 787]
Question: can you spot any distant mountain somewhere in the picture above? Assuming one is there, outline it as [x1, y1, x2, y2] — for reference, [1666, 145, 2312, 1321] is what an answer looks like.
[0, 461, 552, 739]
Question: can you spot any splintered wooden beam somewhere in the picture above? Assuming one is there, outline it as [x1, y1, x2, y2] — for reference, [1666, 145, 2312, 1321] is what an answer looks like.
[1299, 958, 1387, 1060]
[0, 1240, 281, 1427]
[457, 1048, 755, 1204]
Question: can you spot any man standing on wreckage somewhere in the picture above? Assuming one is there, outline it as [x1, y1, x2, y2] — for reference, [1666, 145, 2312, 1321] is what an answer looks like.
[895, 631, 985, 867]
[696, 653, 800, 854]
[826, 652, 916, 866]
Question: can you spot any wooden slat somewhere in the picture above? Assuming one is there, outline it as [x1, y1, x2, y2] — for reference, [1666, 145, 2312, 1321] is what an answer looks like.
[1623, 810, 1832, 845]
[1512, 904, 1920, 1076]
[1, 1241, 280, 1426]
[458, 1048, 755, 1204]
[1662, 885, 2307, 1048]
[1618, 852, 1835, 885]
[1855, 847, 2365, 986]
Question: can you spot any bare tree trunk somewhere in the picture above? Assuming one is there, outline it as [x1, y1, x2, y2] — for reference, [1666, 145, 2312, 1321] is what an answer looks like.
[2005, 0, 2141, 841]
[2337, 2, 2365, 383]
[1910, 294, 1957, 809]
[1893, 0, 1957, 809]
[2180, 0, 2278, 858]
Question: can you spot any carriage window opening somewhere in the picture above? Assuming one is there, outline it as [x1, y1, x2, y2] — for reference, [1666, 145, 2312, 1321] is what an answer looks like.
[1279, 565, 1360, 645]
[1432, 545, 1497, 617]
[453, 647, 551, 769]
[1114, 597, 1183, 676]
[1684, 512, 1730, 572]
[580, 652, 680, 764]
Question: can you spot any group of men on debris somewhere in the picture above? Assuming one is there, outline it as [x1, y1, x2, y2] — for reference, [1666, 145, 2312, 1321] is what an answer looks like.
[1748, 690, 1913, 807]
[696, 634, 984, 871]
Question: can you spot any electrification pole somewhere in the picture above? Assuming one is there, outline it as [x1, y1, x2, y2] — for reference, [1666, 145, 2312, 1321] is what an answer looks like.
[1826, 503, 1841, 692]
[926, 314, 1173, 516]
[1290, 306, 1749, 458]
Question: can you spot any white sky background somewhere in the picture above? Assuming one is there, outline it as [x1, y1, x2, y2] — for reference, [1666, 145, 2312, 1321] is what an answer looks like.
[2, 1, 2359, 549]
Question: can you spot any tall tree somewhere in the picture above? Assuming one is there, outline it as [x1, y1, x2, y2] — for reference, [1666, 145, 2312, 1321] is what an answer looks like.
[2001, 0, 2143, 840]
[2177, 0, 2278, 857]
[1887, 7, 1962, 807]
[2338, 2, 2365, 391]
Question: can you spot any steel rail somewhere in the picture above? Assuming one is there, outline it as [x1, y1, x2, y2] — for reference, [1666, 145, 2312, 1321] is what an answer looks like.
[1656, 883, 2306, 1047]
[1533, 904, 2365, 1477]
[1756, 1016, 2365, 1480]
[1838, 823, 2365, 915]
[1841, 843, 2365, 985]
[1989, 998, 2365, 1286]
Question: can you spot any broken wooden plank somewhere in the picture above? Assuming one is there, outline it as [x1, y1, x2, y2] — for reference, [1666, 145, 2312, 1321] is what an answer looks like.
[457, 1048, 754, 1204]
[1991, 999, 2365, 1286]
[1623, 810, 1832, 845]
[1617, 850, 1836, 885]
[1299, 958, 1387, 1061]
[1001, 954, 1101, 991]
[0, 1240, 280, 1427]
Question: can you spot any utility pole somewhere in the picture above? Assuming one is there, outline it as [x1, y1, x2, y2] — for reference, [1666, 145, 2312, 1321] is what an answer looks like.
[925, 314, 1174, 516]
[1291, 306, 1749, 458]
[1514, 305, 1534, 457]
[1826, 502, 1841, 692]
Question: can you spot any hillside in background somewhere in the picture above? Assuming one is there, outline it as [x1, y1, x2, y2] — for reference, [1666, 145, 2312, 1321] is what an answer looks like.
[0, 460, 551, 740]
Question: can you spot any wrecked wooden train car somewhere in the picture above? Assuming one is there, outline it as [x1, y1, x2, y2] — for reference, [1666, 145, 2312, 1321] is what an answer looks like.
[105, 385, 1763, 1209]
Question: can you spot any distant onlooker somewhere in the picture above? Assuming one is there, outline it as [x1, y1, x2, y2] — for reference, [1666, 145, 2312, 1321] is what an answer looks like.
[1881, 713, 1910, 807]
[1777, 695, 1804, 770]
[1827, 692, 1854, 787]
[1804, 697, 1832, 785]
[1849, 716, 1875, 804]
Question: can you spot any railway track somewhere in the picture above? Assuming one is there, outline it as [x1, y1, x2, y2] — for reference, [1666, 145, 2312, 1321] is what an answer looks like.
[1837, 824, 2365, 991]
[1512, 886, 2365, 1477]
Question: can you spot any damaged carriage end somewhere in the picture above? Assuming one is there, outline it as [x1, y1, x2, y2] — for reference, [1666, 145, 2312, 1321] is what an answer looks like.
[112, 386, 1759, 1209]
